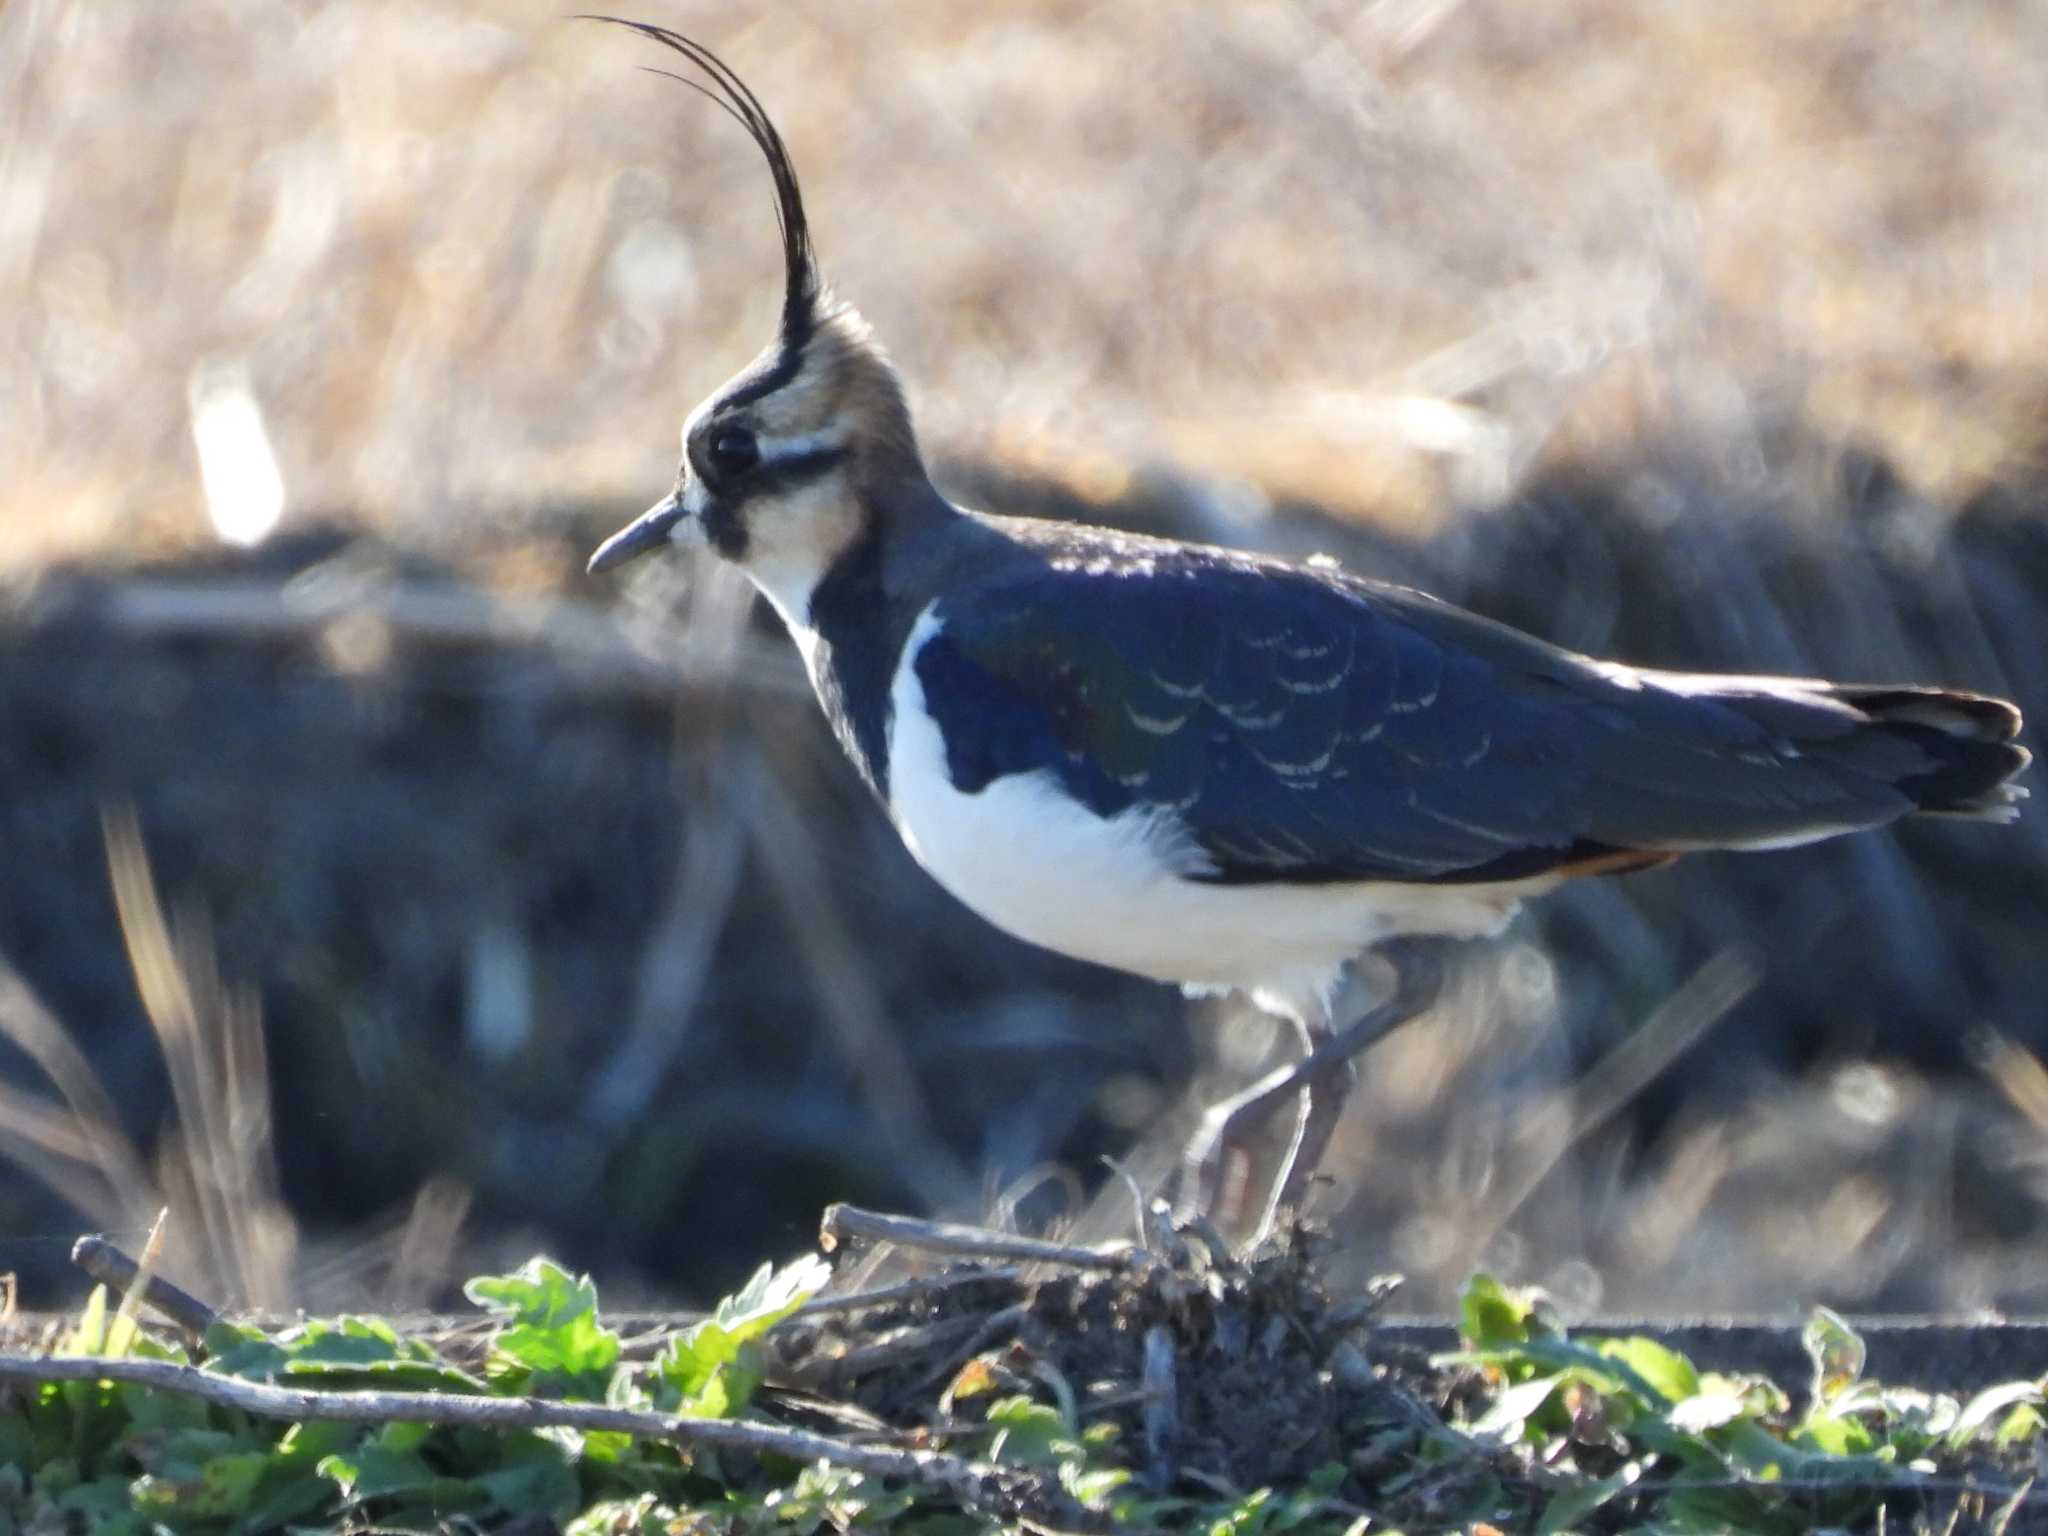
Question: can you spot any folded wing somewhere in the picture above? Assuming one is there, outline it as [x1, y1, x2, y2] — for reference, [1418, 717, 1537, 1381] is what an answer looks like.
[912, 546, 2026, 886]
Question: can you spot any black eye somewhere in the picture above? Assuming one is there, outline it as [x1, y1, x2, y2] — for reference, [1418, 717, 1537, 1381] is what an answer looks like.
[709, 425, 759, 478]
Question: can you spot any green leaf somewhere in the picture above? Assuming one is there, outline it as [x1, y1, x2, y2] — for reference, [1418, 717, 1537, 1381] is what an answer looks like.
[318, 1442, 475, 1505]
[231, 1467, 337, 1536]
[317, 1449, 434, 1499]
[118, 1378, 211, 1434]
[205, 1323, 290, 1380]
[1471, 1373, 1567, 1442]
[1536, 1459, 1643, 1536]
[1066, 1464, 1133, 1507]
[54, 1474, 145, 1531]
[1445, 1336, 1657, 1408]
[1662, 1482, 1805, 1536]
[578, 1427, 638, 1465]
[1872, 1386, 1959, 1453]
[102, 1308, 141, 1360]
[377, 1418, 434, 1454]
[1997, 1400, 2047, 1446]
[466, 1257, 604, 1333]
[711, 1252, 832, 1330]
[269, 1419, 358, 1468]
[62, 1285, 110, 1357]
[138, 1425, 265, 1478]
[467, 1257, 622, 1399]
[1947, 1381, 2042, 1450]
[657, 1254, 830, 1418]
[129, 1449, 270, 1518]
[474, 1454, 580, 1518]
[1593, 1336, 1698, 1407]
[1457, 1273, 1538, 1351]
[1211, 1486, 1273, 1534]
[1802, 1306, 1865, 1402]
[281, 1316, 404, 1364]
[567, 1494, 677, 1535]
[763, 1459, 926, 1530]
[285, 1355, 488, 1392]
[986, 1396, 1073, 1469]
[1664, 1388, 1753, 1434]
[0, 1419, 32, 1472]
[1796, 1411, 1876, 1456]
[502, 1307, 620, 1384]
[208, 1313, 479, 1393]
[32, 1456, 81, 1498]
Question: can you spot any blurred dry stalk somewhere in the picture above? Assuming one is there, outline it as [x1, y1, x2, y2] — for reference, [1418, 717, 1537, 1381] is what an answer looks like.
[0, 806, 472, 1311]
[100, 801, 298, 1308]
[1214, 941, 2048, 1315]
[1, 0, 2044, 568]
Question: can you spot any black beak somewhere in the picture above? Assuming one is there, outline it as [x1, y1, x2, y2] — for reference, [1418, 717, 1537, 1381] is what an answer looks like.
[587, 490, 687, 575]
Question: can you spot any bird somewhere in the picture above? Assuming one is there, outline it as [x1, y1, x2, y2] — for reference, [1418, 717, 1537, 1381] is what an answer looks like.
[583, 20, 2030, 1243]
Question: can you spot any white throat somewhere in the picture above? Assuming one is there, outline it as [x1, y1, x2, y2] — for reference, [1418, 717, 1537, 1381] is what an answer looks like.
[744, 552, 830, 677]
[728, 477, 866, 675]
[743, 545, 830, 638]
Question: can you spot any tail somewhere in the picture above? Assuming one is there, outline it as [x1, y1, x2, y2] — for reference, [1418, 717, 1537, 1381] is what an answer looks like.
[1821, 685, 2030, 821]
[1575, 669, 2030, 854]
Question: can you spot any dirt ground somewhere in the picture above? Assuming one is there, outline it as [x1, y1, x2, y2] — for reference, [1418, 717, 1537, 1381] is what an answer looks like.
[11, 1222, 2048, 1533]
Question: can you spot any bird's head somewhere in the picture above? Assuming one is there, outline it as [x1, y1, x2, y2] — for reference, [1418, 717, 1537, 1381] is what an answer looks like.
[585, 22, 926, 621]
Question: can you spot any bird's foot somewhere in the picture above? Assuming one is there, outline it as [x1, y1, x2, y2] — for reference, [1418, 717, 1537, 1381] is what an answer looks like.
[1172, 1073, 1312, 1246]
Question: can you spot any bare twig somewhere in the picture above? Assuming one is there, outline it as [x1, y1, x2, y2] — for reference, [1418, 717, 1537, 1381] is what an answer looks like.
[791, 1266, 1025, 1321]
[820, 1204, 1141, 1272]
[912, 1303, 1033, 1393]
[1616, 1472, 2040, 1504]
[1140, 1324, 1178, 1493]
[814, 1314, 990, 1383]
[0, 1353, 1104, 1534]
[759, 1389, 896, 1438]
[70, 1233, 219, 1339]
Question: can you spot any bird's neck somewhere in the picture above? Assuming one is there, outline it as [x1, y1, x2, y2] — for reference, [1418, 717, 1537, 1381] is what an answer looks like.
[758, 476, 962, 804]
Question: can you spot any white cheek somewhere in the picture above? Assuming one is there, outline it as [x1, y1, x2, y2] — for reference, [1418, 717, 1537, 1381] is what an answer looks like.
[740, 480, 843, 626]
[669, 481, 710, 548]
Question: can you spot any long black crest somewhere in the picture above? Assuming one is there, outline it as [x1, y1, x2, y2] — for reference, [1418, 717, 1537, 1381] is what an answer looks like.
[583, 17, 821, 341]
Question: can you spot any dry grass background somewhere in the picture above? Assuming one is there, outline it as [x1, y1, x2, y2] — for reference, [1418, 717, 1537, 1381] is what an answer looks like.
[3, 0, 2048, 1318]
[8, 0, 2045, 558]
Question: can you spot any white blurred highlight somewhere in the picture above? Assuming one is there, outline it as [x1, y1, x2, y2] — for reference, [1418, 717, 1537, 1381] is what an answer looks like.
[188, 361, 285, 548]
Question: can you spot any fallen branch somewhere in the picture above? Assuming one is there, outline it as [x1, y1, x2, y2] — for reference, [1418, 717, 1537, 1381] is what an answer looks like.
[812, 1313, 991, 1383]
[70, 1233, 219, 1340]
[791, 1265, 1024, 1321]
[0, 1353, 1104, 1534]
[1140, 1324, 1178, 1493]
[820, 1203, 1141, 1272]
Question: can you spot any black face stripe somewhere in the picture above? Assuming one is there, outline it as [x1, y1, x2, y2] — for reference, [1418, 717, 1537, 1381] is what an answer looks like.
[754, 443, 847, 487]
[692, 442, 849, 562]
[693, 439, 846, 497]
[702, 494, 749, 559]
[716, 312, 814, 414]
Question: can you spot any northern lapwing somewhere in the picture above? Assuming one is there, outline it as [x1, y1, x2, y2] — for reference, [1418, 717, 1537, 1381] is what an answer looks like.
[585, 22, 2030, 1241]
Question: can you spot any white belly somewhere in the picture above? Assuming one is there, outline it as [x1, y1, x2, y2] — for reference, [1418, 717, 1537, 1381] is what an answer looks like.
[884, 608, 1534, 1023]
